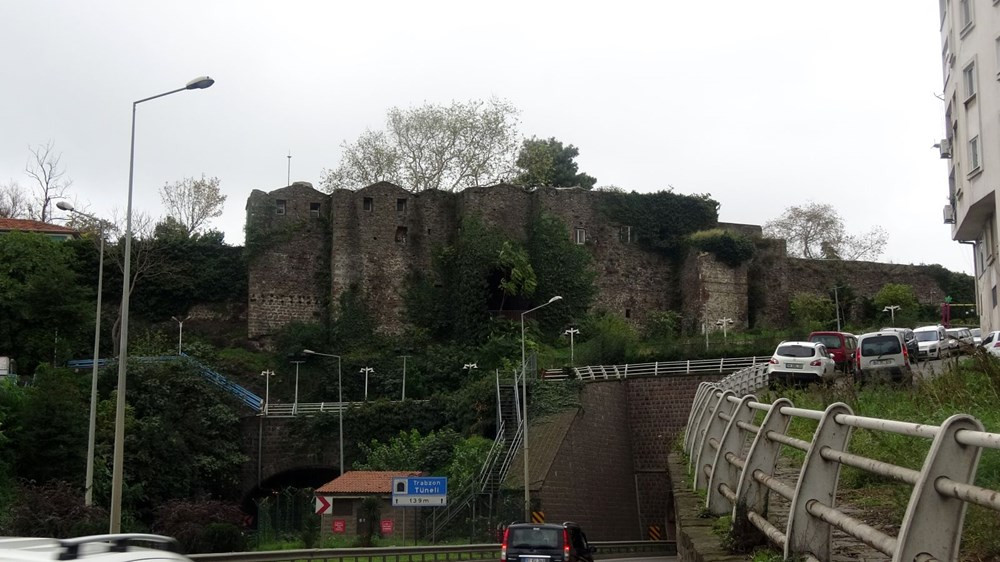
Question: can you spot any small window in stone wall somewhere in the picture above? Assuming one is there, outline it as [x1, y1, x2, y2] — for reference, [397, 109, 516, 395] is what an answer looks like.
[363, 197, 373, 212]
[625, 308, 631, 319]
[309, 202, 321, 217]
[397, 198, 407, 213]
[396, 226, 408, 244]
[574, 228, 586, 245]
[276, 200, 286, 215]
[619, 226, 632, 243]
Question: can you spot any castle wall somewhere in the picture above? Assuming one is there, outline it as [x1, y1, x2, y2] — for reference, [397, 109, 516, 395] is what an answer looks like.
[680, 252, 749, 333]
[535, 188, 673, 326]
[247, 183, 330, 339]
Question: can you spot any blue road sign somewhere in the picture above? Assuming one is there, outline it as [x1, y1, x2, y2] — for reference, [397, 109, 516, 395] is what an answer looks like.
[392, 476, 448, 506]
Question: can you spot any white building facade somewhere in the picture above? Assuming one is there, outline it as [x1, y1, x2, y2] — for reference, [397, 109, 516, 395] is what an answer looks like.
[941, 0, 1000, 331]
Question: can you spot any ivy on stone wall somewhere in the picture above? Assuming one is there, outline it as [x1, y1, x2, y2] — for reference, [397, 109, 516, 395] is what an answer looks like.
[687, 229, 756, 267]
[526, 211, 597, 333]
[921, 264, 975, 304]
[598, 189, 720, 258]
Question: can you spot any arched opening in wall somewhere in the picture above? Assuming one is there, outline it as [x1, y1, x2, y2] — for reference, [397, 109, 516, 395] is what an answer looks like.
[485, 268, 530, 315]
[241, 465, 339, 529]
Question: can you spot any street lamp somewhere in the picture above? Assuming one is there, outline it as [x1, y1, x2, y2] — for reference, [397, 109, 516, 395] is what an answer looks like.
[110, 75, 214, 533]
[521, 295, 562, 521]
[883, 305, 901, 324]
[170, 315, 190, 355]
[463, 363, 478, 370]
[399, 355, 410, 401]
[303, 349, 344, 475]
[715, 317, 734, 342]
[360, 367, 373, 400]
[260, 370, 276, 415]
[290, 357, 305, 416]
[563, 328, 580, 367]
[57, 201, 104, 507]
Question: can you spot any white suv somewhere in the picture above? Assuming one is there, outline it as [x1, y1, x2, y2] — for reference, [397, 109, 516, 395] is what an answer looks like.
[766, 341, 836, 386]
[0, 534, 192, 562]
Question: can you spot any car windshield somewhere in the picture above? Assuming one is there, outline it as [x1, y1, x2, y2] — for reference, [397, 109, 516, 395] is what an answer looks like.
[776, 345, 816, 358]
[809, 335, 841, 349]
[861, 336, 901, 356]
[509, 527, 562, 549]
[914, 331, 939, 342]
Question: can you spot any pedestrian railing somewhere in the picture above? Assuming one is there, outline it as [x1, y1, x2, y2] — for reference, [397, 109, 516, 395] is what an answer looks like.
[684, 380, 1000, 562]
[542, 355, 772, 381]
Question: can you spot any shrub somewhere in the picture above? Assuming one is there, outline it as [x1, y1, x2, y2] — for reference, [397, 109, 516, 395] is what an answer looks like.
[152, 499, 246, 553]
[688, 229, 756, 267]
[2, 480, 107, 538]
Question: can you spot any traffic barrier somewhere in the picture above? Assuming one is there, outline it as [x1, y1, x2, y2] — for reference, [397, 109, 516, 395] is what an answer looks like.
[683, 366, 1000, 561]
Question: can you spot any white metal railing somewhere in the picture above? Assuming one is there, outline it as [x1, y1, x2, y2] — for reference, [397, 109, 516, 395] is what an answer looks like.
[263, 402, 346, 417]
[683, 371, 1000, 562]
[543, 356, 771, 381]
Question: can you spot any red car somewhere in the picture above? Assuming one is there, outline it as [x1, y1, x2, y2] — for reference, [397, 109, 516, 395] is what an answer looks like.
[807, 331, 858, 373]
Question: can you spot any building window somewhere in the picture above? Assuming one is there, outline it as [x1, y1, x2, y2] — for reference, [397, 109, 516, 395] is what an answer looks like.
[574, 228, 586, 245]
[363, 197, 373, 212]
[309, 202, 321, 217]
[992, 285, 997, 308]
[963, 61, 977, 101]
[943, 37, 953, 82]
[978, 236, 987, 276]
[276, 199, 286, 215]
[960, 0, 973, 32]
[619, 226, 632, 243]
[969, 135, 981, 172]
[397, 198, 407, 213]
[395, 226, 408, 244]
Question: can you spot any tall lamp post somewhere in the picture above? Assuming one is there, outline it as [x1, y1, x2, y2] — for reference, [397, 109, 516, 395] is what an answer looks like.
[170, 315, 190, 355]
[360, 367, 373, 400]
[56, 201, 104, 507]
[521, 295, 562, 521]
[883, 305, 901, 324]
[290, 357, 305, 415]
[563, 328, 580, 367]
[715, 317, 734, 343]
[399, 355, 410, 401]
[303, 349, 344, 475]
[109, 75, 214, 533]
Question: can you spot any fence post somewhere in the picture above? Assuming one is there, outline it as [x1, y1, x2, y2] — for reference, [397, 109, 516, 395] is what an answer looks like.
[695, 390, 737, 490]
[686, 359, 691, 374]
[685, 383, 711, 447]
[719, 357, 724, 372]
[895, 414, 984, 562]
[784, 402, 853, 561]
[706, 394, 757, 514]
[689, 386, 722, 470]
[731, 397, 794, 544]
[654, 361, 659, 377]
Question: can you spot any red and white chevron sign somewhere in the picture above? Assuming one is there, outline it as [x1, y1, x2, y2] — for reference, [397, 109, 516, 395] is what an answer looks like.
[315, 495, 332, 515]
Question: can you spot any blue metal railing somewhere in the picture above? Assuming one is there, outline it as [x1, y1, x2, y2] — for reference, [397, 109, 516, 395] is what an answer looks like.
[66, 354, 263, 412]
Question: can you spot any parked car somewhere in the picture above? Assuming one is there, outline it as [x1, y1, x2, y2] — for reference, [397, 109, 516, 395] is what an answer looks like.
[766, 341, 837, 386]
[0, 534, 192, 561]
[807, 331, 857, 372]
[946, 327, 975, 353]
[971, 327, 983, 346]
[914, 325, 950, 359]
[502, 522, 595, 562]
[880, 327, 919, 362]
[981, 330, 1000, 357]
[856, 331, 912, 383]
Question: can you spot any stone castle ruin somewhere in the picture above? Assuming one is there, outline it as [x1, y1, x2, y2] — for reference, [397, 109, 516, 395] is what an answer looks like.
[245, 181, 947, 340]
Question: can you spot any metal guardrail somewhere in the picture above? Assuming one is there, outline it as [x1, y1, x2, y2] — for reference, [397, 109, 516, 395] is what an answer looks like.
[543, 356, 771, 381]
[684, 366, 1000, 562]
[189, 540, 675, 562]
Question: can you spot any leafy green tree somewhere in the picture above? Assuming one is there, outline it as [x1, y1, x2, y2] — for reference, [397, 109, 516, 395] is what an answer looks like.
[874, 283, 919, 325]
[10, 365, 88, 485]
[577, 313, 638, 365]
[526, 212, 596, 333]
[355, 429, 460, 473]
[0, 232, 90, 374]
[513, 137, 597, 189]
[497, 241, 536, 311]
[598, 189, 720, 256]
[790, 292, 835, 330]
[322, 98, 521, 192]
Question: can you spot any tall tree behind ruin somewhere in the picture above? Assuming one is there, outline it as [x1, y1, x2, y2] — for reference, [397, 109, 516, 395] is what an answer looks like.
[321, 98, 521, 192]
[24, 142, 72, 223]
[764, 202, 888, 261]
[159, 174, 227, 236]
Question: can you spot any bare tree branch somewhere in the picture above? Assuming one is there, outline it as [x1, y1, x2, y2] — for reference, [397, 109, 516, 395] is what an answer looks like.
[24, 141, 72, 222]
[0, 180, 34, 219]
[764, 202, 887, 261]
[159, 174, 226, 236]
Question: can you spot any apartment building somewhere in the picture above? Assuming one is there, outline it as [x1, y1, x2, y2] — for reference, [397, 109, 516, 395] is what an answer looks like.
[941, 0, 1000, 330]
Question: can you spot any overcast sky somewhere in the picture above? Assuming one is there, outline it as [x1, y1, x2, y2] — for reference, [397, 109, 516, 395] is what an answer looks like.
[0, 1, 968, 273]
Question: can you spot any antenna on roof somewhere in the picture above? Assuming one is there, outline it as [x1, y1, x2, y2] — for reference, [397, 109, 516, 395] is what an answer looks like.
[287, 150, 292, 187]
